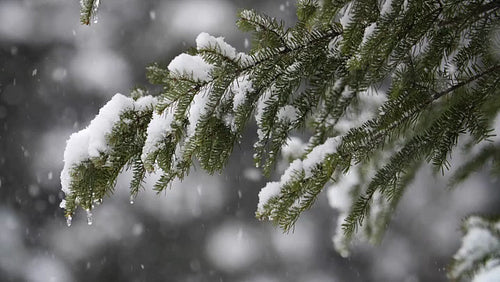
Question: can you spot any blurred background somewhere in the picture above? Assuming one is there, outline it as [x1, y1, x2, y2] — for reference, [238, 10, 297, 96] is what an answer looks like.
[0, 0, 499, 281]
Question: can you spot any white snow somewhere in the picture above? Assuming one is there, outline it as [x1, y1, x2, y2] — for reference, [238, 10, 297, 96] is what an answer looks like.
[141, 106, 177, 165]
[187, 85, 212, 137]
[359, 87, 388, 106]
[303, 137, 340, 177]
[361, 23, 377, 46]
[333, 78, 344, 91]
[327, 163, 391, 257]
[281, 136, 306, 160]
[473, 261, 500, 282]
[61, 94, 132, 193]
[257, 181, 281, 213]
[196, 32, 237, 59]
[334, 88, 387, 134]
[222, 74, 253, 132]
[332, 212, 350, 257]
[257, 137, 340, 214]
[134, 95, 157, 111]
[91, 0, 100, 23]
[327, 169, 358, 212]
[257, 159, 304, 214]
[167, 53, 213, 82]
[339, 3, 353, 29]
[456, 227, 499, 260]
[327, 168, 360, 257]
[61, 132, 91, 195]
[368, 191, 387, 239]
[341, 85, 354, 99]
[276, 105, 298, 123]
[230, 74, 253, 111]
[223, 113, 236, 132]
[281, 159, 304, 184]
[60, 94, 156, 199]
[402, 0, 409, 11]
[380, 0, 393, 15]
[196, 32, 252, 64]
[255, 89, 272, 124]
[328, 35, 343, 54]
[255, 88, 274, 141]
[451, 217, 500, 278]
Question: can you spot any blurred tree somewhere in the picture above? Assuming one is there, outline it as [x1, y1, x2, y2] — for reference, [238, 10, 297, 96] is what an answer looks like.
[73, 0, 500, 280]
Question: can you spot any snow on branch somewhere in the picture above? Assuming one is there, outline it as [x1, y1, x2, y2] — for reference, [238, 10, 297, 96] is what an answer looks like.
[168, 54, 213, 82]
[80, 0, 100, 25]
[60, 94, 156, 201]
[257, 137, 340, 216]
[66, 3, 500, 278]
[449, 216, 500, 280]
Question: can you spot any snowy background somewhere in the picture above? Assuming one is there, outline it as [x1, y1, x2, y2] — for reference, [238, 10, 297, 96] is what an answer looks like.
[1, 0, 499, 281]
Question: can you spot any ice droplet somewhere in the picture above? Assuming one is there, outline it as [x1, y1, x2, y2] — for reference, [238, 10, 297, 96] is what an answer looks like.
[66, 215, 72, 227]
[129, 195, 135, 205]
[86, 209, 93, 225]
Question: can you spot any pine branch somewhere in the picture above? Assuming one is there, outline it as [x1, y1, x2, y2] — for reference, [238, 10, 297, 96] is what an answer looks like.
[80, 0, 100, 25]
[65, 3, 500, 278]
[432, 64, 500, 100]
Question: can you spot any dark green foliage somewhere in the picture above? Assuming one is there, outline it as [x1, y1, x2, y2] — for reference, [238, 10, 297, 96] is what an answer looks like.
[63, 102, 155, 218]
[71, 0, 500, 278]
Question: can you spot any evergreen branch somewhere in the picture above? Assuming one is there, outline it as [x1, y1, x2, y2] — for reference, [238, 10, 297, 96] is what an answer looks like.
[341, 68, 499, 236]
[449, 144, 500, 188]
[157, 28, 340, 111]
[432, 64, 500, 100]
[238, 9, 289, 49]
[66, 4, 500, 278]
[62, 95, 156, 218]
[340, 63, 500, 165]
[198, 48, 241, 68]
[80, 0, 100, 25]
